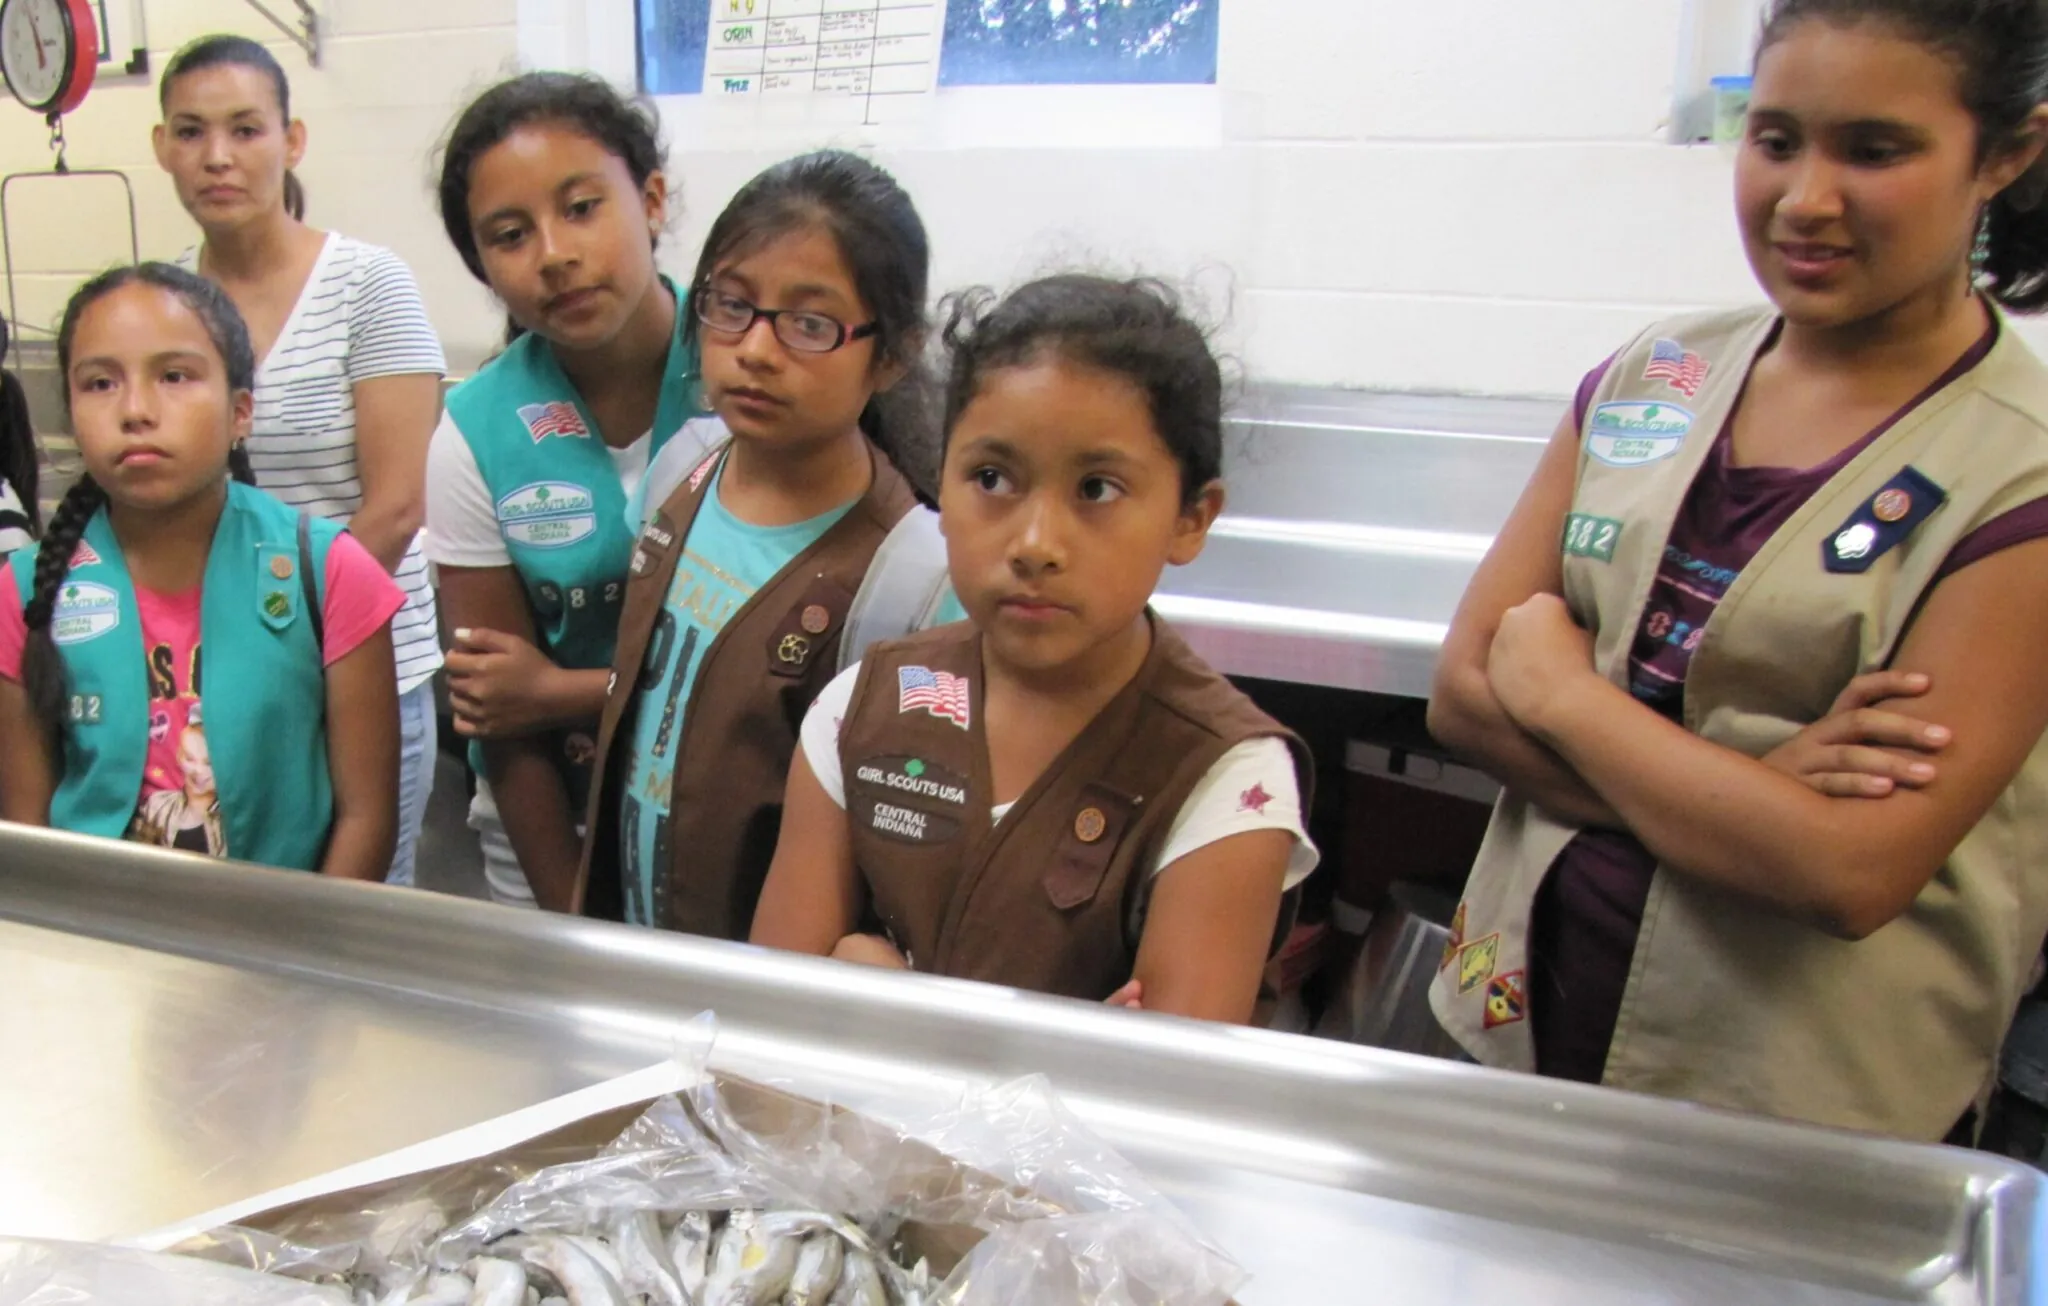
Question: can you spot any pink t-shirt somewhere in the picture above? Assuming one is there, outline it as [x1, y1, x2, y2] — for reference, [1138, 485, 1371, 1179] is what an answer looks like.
[0, 532, 402, 857]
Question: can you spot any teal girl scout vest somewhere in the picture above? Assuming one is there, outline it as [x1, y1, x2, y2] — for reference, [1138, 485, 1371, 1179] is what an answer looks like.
[13, 481, 342, 870]
[443, 291, 701, 672]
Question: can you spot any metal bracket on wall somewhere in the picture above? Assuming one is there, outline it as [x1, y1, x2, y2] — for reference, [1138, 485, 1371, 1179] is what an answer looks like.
[242, 0, 321, 67]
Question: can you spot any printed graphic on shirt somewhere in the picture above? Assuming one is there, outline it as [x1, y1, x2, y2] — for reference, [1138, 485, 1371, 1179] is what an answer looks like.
[126, 636, 224, 857]
[1587, 402, 1692, 468]
[495, 481, 599, 549]
[519, 401, 590, 442]
[52, 582, 121, 645]
[1238, 782, 1272, 814]
[619, 548, 756, 924]
[898, 665, 971, 729]
[1629, 544, 1742, 708]
[1642, 338, 1710, 399]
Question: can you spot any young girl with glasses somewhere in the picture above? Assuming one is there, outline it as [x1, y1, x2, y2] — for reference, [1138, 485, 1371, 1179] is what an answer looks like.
[569, 149, 963, 939]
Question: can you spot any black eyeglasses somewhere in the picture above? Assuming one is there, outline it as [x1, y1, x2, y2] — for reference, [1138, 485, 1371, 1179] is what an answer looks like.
[692, 287, 879, 354]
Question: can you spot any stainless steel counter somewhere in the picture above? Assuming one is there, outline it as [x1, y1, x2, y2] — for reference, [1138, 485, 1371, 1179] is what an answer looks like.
[1, 826, 2041, 1304]
[1159, 389, 1556, 697]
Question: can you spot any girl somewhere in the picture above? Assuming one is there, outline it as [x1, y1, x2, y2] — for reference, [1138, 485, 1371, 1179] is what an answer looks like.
[0, 315, 38, 559]
[155, 35, 447, 885]
[0, 264, 402, 876]
[751, 275, 1319, 1024]
[425, 73, 701, 910]
[1427, 0, 2048, 1142]
[570, 149, 956, 939]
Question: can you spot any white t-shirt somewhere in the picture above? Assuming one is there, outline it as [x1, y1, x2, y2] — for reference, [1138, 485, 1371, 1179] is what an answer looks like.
[0, 478, 29, 557]
[801, 662, 1319, 930]
[179, 234, 448, 693]
[424, 412, 652, 568]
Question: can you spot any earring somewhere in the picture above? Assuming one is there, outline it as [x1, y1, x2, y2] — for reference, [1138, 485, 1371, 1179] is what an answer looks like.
[1973, 206, 1994, 284]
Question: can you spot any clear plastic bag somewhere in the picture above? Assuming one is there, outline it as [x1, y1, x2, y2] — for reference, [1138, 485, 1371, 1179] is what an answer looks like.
[174, 1018, 1245, 1306]
[0, 1237, 351, 1305]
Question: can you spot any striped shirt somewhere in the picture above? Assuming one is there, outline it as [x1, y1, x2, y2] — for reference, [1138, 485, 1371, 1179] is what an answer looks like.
[180, 234, 447, 692]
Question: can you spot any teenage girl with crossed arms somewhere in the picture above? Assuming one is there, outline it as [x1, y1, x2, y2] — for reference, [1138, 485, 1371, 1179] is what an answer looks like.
[1431, 0, 2048, 1141]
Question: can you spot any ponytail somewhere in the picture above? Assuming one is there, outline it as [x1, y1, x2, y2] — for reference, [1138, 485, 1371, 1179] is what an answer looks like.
[857, 358, 940, 508]
[228, 441, 256, 485]
[20, 476, 107, 748]
[1983, 177, 2048, 311]
[282, 170, 306, 222]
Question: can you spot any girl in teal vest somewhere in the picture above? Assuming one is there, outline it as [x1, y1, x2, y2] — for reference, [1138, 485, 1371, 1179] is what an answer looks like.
[424, 73, 702, 909]
[0, 264, 403, 875]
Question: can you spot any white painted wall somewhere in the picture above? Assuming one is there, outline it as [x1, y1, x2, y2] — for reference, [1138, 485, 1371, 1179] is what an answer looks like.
[9, 1, 2041, 399]
[628, 0, 1763, 400]
[0, 0, 516, 361]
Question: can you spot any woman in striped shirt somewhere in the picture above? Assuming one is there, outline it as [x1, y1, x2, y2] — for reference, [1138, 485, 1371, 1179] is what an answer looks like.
[154, 35, 447, 884]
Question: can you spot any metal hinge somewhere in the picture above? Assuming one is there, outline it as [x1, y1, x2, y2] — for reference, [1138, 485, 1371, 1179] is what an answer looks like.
[241, 0, 321, 67]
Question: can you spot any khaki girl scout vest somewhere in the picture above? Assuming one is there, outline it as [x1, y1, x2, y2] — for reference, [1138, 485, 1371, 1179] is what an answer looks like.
[573, 441, 918, 937]
[837, 617, 1313, 1002]
[1429, 306, 2048, 1140]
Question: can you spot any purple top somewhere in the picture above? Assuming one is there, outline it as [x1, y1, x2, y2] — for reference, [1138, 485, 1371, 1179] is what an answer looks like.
[1530, 318, 2048, 1082]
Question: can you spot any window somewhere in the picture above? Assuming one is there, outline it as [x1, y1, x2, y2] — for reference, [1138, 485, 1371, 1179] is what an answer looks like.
[938, 0, 1217, 87]
[638, 0, 1218, 96]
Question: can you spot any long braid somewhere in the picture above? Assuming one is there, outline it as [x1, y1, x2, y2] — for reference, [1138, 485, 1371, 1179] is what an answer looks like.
[20, 475, 107, 746]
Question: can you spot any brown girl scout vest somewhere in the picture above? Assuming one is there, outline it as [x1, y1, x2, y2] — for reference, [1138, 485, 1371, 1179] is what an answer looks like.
[1429, 306, 2048, 1140]
[837, 617, 1313, 1002]
[573, 440, 917, 938]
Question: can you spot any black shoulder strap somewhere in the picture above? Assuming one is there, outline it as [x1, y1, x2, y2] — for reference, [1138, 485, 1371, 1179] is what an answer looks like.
[298, 512, 324, 649]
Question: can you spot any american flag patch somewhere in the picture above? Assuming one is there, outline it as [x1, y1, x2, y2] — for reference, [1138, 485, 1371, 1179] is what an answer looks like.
[898, 665, 971, 729]
[1642, 338, 1709, 398]
[517, 401, 590, 442]
[71, 541, 101, 567]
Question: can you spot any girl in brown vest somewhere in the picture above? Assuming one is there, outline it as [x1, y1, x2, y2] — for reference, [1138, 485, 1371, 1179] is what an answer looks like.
[572, 151, 949, 937]
[1429, 0, 2048, 1140]
[751, 276, 1319, 1023]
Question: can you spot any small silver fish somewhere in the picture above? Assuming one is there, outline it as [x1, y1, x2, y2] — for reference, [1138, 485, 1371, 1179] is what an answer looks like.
[784, 1234, 844, 1306]
[703, 1210, 800, 1306]
[823, 1251, 888, 1306]
[466, 1258, 528, 1306]
[564, 1236, 626, 1285]
[611, 1209, 687, 1306]
[508, 1235, 627, 1306]
[670, 1210, 713, 1301]
[409, 1274, 475, 1305]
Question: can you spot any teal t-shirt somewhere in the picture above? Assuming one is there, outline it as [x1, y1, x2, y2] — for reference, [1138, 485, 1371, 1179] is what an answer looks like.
[619, 466, 856, 924]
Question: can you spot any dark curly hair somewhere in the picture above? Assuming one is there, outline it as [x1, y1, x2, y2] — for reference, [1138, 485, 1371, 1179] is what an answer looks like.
[938, 275, 1224, 507]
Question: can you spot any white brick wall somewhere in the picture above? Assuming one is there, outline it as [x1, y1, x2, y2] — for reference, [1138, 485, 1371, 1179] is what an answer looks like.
[0, 0, 515, 365]
[10, 1, 2041, 399]
[634, 0, 2048, 397]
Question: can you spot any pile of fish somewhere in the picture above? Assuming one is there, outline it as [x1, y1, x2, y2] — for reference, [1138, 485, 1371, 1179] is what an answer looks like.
[359, 1208, 936, 1306]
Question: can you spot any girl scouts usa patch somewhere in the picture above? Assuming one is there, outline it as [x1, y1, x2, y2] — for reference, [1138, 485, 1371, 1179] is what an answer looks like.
[51, 582, 119, 645]
[1587, 402, 1691, 467]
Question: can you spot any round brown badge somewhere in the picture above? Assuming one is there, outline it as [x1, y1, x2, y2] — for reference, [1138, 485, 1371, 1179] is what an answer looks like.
[269, 555, 294, 580]
[1872, 488, 1912, 523]
[801, 604, 830, 635]
[1073, 807, 1107, 844]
